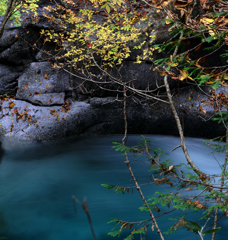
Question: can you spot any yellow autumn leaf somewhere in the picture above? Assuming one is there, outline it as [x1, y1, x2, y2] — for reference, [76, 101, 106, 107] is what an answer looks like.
[171, 62, 178, 67]
[151, 46, 159, 51]
[200, 18, 214, 25]
[166, 61, 178, 67]
[209, 30, 215, 36]
[179, 69, 188, 81]
[187, 75, 194, 81]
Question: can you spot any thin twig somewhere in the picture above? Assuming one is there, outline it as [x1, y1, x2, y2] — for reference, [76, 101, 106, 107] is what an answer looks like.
[72, 196, 98, 240]
[121, 86, 165, 240]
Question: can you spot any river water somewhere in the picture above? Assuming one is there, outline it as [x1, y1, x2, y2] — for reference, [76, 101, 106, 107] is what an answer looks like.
[0, 135, 227, 240]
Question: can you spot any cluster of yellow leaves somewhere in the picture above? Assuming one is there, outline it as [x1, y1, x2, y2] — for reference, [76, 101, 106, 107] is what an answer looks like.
[41, 0, 149, 70]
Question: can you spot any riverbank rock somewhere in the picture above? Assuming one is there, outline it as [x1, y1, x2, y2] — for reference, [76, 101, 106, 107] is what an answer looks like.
[0, 84, 224, 141]
[16, 62, 70, 105]
[0, 2, 226, 141]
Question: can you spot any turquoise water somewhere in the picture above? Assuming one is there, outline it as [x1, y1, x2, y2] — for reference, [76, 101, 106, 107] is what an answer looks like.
[0, 135, 227, 240]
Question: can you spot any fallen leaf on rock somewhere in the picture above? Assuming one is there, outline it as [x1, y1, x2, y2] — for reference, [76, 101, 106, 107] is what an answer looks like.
[199, 105, 206, 115]
[61, 108, 67, 113]
[9, 124, 14, 132]
[44, 74, 49, 80]
[9, 102, 15, 108]
[50, 109, 57, 115]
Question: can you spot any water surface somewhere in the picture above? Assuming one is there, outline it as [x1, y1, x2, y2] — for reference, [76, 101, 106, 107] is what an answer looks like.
[0, 135, 227, 240]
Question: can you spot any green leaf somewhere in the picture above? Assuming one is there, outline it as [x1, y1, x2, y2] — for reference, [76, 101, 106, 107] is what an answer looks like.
[106, 5, 110, 13]
[203, 36, 215, 43]
[186, 220, 201, 231]
[108, 230, 122, 237]
[204, 227, 221, 235]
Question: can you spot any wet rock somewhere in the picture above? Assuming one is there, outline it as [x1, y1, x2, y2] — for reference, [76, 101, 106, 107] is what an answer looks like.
[0, 29, 19, 53]
[16, 62, 70, 105]
[0, 28, 39, 65]
[0, 64, 21, 95]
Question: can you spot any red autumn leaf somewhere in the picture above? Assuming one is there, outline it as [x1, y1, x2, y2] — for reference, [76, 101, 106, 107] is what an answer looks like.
[195, 44, 202, 51]
[87, 42, 92, 48]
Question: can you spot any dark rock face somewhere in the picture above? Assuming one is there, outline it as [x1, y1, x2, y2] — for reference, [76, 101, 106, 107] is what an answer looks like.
[16, 62, 70, 105]
[0, 29, 19, 52]
[0, 64, 21, 95]
[0, 3, 226, 141]
[0, 28, 39, 65]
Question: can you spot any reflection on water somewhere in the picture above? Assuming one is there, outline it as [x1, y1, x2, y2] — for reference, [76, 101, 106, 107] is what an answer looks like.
[0, 135, 227, 240]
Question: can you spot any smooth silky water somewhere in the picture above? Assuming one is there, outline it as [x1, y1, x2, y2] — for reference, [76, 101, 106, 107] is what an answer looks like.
[0, 135, 227, 240]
